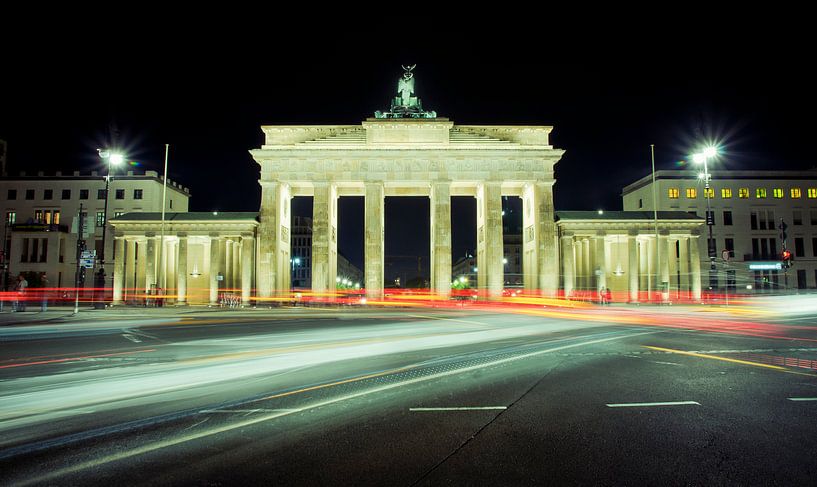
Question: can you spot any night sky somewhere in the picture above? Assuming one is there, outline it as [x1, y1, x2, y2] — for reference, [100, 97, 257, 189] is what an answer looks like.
[2, 23, 812, 279]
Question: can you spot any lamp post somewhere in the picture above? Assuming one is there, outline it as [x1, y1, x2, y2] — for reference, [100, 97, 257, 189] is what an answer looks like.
[693, 146, 718, 295]
[96, 149, 123, 305]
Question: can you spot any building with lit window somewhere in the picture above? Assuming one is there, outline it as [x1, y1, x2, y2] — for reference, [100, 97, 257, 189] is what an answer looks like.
[623, 170, 817, 292]
[1, 170, 189, 290]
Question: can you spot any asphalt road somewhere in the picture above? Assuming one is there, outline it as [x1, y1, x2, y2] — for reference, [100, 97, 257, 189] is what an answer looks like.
[2, 303, 817, 485]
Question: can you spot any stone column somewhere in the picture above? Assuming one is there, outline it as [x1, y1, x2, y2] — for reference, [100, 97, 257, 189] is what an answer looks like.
[166, 240, 176, 303]
[364, 182, 385, 298]
[257, 181, 291, 298]
[430, 181, 451, 297]
[628, 233, 639, 302]
[689, 235, 702, 301]
[224, 239, 233, 290]
[582, 237, 593, 291]
[113, 237, 125, 304]
[476, 182, 504, 298]
[679, 237, 690, 299]
[241, 235, 254, 305]
[146, 237, 157, 294]
[594, 235, 607, 292]
[136, 239, 147, 296]
[232, 239, 240, 292]
[523, 182, 559, 296]
[312, 183, 337, 293]
[209, 236, 221, 305]
[561, 235, 575, 298]
[125, 239, 136, 303]
[668, 238, 678, 299]
[647, 237, 656, 300]
[177, 236, 187, 304]
[638, 238, 647, 294]
[659, 233, 670, 303]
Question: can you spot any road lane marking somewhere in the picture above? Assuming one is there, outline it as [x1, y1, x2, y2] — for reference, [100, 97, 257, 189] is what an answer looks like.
[606, 401, 700, 408]
[122, 334, 142, 343]
[199, 409, 302, 413]
[406, 314, 488, 327]
[643, 346, 817, 377]
[20, 330, 655, 485]
[409, 407, 507, 411]
[787, 397, 817, 401]
[651, 361, 682, 366]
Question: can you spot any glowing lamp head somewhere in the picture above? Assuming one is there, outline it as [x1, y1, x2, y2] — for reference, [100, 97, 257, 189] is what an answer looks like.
[109, 153, 124, 165]
[703, 146, 718, 158]
[692, 153, 706, 165]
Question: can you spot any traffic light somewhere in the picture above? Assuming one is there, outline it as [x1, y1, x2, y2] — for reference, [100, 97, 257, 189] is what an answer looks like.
[782, 249, 793, 268]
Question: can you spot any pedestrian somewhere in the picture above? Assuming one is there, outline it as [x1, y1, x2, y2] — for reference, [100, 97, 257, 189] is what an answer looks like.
[605, 287, 612, 305]
[40, 272, 49, 311]
[598, 287, 606, 305]
[14, 273, 28, 312]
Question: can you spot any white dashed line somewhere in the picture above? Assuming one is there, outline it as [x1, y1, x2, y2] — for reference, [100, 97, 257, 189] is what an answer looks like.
[787, 397, 817, 402]
[409, 407, 507, 411]
[606, 401, 700, 408]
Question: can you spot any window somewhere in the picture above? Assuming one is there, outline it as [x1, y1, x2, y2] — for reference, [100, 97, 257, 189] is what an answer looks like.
[169, 199, 173, 209]
[773, 188, 783, 198]
[116, 189, 125, 200]
[25, 189, 35, 200]
[756, 188, 767, 198]
[723, 211, 733, 225]
[751, 211, 758, 230]
[809, 188, 817, 199]
[44, 210, 52, 224]
[796, 238, 805, 257]
[34, 210, 43, 223]
[61, 189, 71, 199]
[794, 210, 803, 225]
[43, 189, 53, 200]
[7, 189, 16, 200]
[21, 238, 29, 262]
[96, 211, 106, 227]
[53, 210, 60, 225]
[98, 189, 106, 199]
[725, 238, 735, 253]
[812, 238, 817, 257]
[668, 188, 679, 199]
[739, 188, 749, 198]
[792, 188, 802, 198]
[721, 188, 732, 198]
[811, 210, 817, 226]
[133, 189, 143, 200]
[39, 239, 47, 262]
[704, 188, 714, 198]
[5, 212, 16, 224]
[686, 188, 697, 198]
[80, 189, 89, 200]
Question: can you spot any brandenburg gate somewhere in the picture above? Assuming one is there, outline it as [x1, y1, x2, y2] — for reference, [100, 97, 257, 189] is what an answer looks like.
[251, 66, 564, 298]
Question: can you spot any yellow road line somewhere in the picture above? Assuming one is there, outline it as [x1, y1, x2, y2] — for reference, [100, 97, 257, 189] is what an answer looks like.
[644, 345, 817, 377]
[406, 314, 488, 327]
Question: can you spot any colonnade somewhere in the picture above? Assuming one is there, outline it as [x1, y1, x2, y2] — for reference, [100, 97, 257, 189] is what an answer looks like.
[257, 180, 561, 299]
[560, 231, 702, 302]
[112, 233, 255, 305]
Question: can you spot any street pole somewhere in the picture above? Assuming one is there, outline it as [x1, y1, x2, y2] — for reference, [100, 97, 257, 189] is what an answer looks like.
[74, 203, 85, 315]
[0, 221, 7, 312]
[157, 144, 169, 295]
[704, 157, 716, 298]
[651, 144, 661, 303]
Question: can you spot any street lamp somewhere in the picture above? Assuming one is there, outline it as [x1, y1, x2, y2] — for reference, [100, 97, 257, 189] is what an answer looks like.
[97, 149, 124, 267]
[291, 257, 300, 288]
[693, 146, 718, 290]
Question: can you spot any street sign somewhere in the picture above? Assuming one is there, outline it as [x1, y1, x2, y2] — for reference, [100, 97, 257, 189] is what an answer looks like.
[81, 250, 96, 259]
[80, 258, 95, 269]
